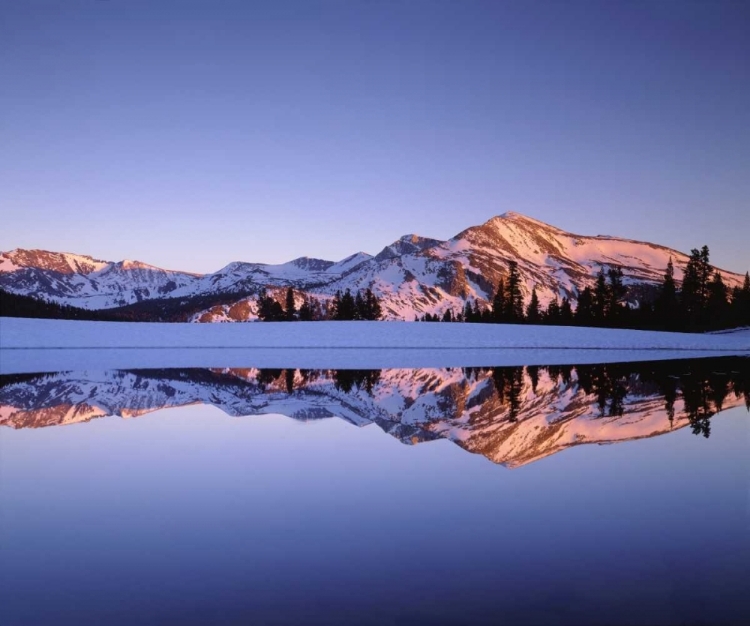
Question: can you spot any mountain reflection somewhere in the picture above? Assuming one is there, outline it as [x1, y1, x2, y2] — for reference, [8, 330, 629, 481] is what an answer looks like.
[1, 358, 748, 467]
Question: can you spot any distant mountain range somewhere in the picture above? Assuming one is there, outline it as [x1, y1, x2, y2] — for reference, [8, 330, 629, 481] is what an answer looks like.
[2, 359, 747, 467]
[1, 212, 744, 321]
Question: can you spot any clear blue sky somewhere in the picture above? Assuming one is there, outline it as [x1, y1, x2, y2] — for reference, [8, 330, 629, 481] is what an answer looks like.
[1, 0, 748, 274]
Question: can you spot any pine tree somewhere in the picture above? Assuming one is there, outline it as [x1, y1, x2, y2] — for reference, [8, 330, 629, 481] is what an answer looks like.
[364, 288, 382, 320]
[329, 291, 342, 320]
[545, 298, 561, 325]
[526, 287, 541, 324]
[257, 289, 284, 321]
[298, 296, 313, 321]
[655, 258, 679, 330]
[735, 272, 750, 327]
[336, 289, 357, 320]
[593, 268, 609, 325]
[560, 297, 574, 325]
[285, 287, 296, 321]
[681, 247, 712, 329]
[442, 308, 453, 322]
[473, 299, 482, 322]
[607, 266, 627, 325]
[575, 287, 595, 326]
[354, 290, 366, 320]
[504, 261, 524, 322]
[492, 279, 506, 323]
[706, 271, 729, 330]
[463, 301, 474, 323]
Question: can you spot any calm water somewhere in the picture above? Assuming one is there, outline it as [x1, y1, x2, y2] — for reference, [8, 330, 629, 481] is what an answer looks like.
[1, 357, 748, 625]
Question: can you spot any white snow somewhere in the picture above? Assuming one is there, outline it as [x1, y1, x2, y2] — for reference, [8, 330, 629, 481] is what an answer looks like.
[1, 317, 748, 374]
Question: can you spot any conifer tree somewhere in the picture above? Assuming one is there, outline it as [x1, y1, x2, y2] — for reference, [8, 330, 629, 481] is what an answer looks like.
[463, 301, 474, 323]
[364, 288, 382, 320]
[526, 287, 541, 324]
[473, 299, 482, 322]
[285, 287, 296, 321]
[354, 290, 366, 320]
[560, 297, 574, 325]
[575, 287, 595, 327]
[504, 261, 524, 322]
[492, 279, 506, 323]
[733, 272, 750, 327]
[607, 267, 627, 324]
[593, 268, 609, 325]
[257, 289, 284, 321]
[545, 298, 561, 325]
[706, 271, 729, 329]
[298, 296, 312, 321]
[329, 290, 342, 320]
[681, 247, 711, 329]
[336, 288, 357, 320]
[655, 258, 679, 330]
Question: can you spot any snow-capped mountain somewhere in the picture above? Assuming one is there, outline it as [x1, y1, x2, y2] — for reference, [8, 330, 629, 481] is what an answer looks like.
[2, 358, 747, 467]
[0, 249, 200, 309]
[1, 213, 745, 320]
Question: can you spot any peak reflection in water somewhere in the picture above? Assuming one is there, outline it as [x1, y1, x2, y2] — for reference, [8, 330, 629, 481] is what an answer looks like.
[1, 357, 748, 467]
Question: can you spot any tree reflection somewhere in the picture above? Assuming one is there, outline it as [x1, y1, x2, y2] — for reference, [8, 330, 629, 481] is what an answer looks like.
[2, 359, 748, 444]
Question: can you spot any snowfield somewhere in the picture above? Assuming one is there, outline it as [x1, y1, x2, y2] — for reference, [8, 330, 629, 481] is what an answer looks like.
[1, 317, 748, 374]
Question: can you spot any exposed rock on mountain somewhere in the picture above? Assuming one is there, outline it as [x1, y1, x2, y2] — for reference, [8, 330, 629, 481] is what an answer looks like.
[1, 213, 744, 320]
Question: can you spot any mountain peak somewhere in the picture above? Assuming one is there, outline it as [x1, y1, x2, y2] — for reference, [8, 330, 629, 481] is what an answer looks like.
[0, 248, 110, 275]
[490, 212, 562, 232]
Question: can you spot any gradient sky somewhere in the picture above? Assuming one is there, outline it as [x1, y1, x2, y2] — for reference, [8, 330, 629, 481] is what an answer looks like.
[1, 0, 748, 274]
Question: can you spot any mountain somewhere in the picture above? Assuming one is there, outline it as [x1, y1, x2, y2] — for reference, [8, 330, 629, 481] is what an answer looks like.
[1, 358, 747, 467]
[1, 213, 745, 321]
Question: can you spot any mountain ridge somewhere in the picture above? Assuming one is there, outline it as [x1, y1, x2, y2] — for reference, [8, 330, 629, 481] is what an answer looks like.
[1, 213, 745, 321]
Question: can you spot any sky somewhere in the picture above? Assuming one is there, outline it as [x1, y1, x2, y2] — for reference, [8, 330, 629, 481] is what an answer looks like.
[1, 0, 748, 274]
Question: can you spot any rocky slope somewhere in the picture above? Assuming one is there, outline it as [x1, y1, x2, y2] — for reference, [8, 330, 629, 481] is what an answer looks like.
[1, 212, 744, 320]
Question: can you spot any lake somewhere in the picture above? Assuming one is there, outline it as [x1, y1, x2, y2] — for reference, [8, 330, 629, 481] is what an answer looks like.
[1, 357, 748, 625]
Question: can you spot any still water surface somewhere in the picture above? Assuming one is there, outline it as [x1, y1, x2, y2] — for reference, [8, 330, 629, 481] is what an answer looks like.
[1, 357, 748, 625]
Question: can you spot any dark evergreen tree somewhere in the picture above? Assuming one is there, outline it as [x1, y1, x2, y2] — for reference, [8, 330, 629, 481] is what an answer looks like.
[492, 279, 506, 323]
[441, 308, 453, 322]
[473, 299, 483, 322]
[504, 261, 524, 322]
[285, 287, 296, 321]
[257, 290, 285, 321]
[463, 301, 475, 323]
[607, 266, 627, 325]
[655, 258, 679, 330]
[298, 296, 313, 321]
[731, 272, 750, 328]
[335, 288, 357, 320]
[575, 287, 595, 327]
[329, 290, 342, 320]
[526, 287, 541, 324]
[363, 288, 382, 320]
[354, 290, 366, 320]
[706, 271, 729, 329]
[593, 268, 609, 325]
[681, 246, 711, 329]
[545, 298, 561, 324]
[559, 297, 574, 325]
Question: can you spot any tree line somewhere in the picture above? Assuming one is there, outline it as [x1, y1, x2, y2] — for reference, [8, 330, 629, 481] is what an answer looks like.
[217, 357, 750, 438]
[417, 252, 750, 332]
[460, 356, 750, 436]
[256, 287, 382, 321]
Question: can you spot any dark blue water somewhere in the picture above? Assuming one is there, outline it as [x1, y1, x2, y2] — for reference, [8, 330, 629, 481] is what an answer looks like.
[1, 358, 748, 625]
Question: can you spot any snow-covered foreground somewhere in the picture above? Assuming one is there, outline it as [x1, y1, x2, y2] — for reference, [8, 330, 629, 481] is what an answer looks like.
[1, 317, 748, 374]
